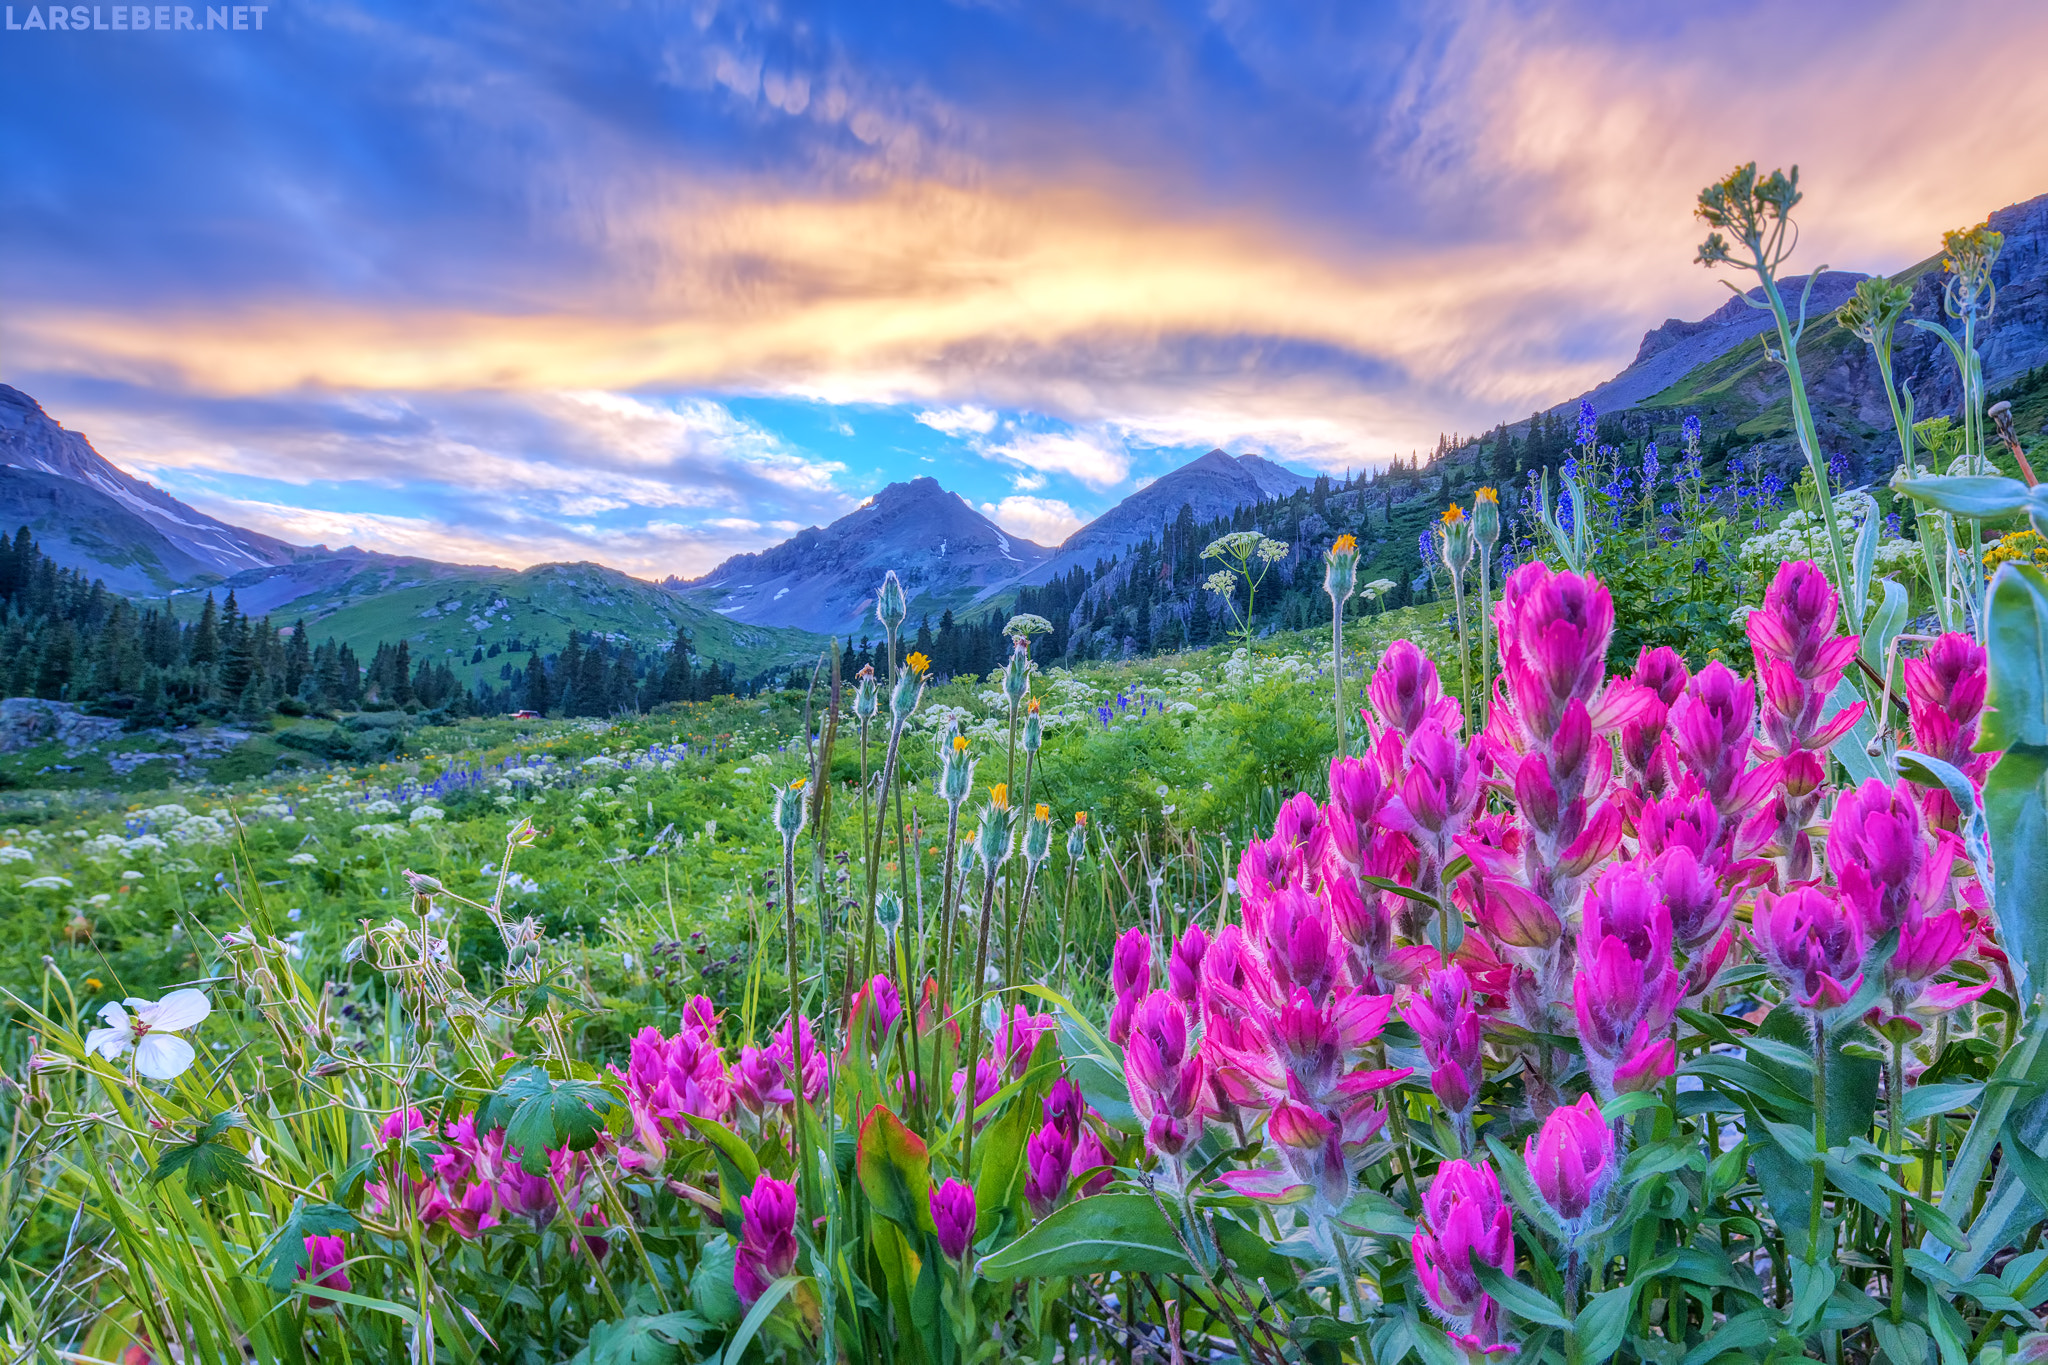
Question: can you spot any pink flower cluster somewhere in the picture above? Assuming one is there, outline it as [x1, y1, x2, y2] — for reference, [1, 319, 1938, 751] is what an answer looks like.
[363, 1106, 605, 1248]
[1082, 559, 2002, 1355]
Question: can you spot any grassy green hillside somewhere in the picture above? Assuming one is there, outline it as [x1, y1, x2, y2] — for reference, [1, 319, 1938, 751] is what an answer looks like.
[223, 560, 828, 684]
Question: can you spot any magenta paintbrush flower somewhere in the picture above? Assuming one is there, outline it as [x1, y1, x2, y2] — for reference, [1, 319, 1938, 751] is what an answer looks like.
[1407, 965, 1484, 1145]
[1108, 925, 1154, 1045]
[990, 1004, 1053, 1081]
[1324, 753, 1390, 872]
[733, 1174, 798, 1304]
[1621, 646, 1690, 797]
[1828, 778, 1954, 935]
[1750, 885, 1867, 1014]
[930, 1177, 977, 1261]
[848, 974, 903, 1055]
[1122, 990, 1209, 1160]
[1367, 638, 1462, 745]
[1525, 1092, 1615, 1229]
[1668, 662, 1777, 830]
[1905, 632, 1995, 829]
[1868, 908, 1992, 1037]
[1025, 1120, 1073, 1216]
[1411, 1158, 1517, 1355]
[298, 1234, 352, 1309]
[1574, 862, 1683, 1097]
[1168, 923, 1210, 1004]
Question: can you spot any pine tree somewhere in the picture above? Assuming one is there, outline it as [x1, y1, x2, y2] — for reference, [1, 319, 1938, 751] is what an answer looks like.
[189, 593, 221, 668]
[392, 640, 416, 707]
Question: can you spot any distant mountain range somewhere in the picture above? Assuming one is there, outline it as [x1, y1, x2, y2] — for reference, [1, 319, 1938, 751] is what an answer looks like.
[0, 384, 824, 682]
[4, 187, 2044, 666]
[667, 451, 1313, 636]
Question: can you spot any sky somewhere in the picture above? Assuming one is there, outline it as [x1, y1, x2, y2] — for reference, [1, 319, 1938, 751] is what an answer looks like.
[4, 0, 2048, 579]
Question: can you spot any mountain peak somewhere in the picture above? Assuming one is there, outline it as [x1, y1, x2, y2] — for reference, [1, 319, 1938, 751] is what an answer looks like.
[674, 476, 1051, 634]
[0, 385, 311, 594]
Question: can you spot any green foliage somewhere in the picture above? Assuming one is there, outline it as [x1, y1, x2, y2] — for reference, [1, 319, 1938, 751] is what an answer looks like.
[479, 1066, 627, 1172]
[148, 1110, 258, 1200]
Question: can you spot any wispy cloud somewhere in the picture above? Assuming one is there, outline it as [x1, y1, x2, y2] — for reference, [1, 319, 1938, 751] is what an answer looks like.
[982, 494, 1084, 545]
[5, 0, 2047, 573]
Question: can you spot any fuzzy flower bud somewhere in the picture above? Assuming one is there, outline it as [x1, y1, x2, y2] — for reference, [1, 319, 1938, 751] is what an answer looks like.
[974, 788, 1018, 870]
[1066, 811, 1089, 863]
[890, 655, 927, 722]
[1471, 488, 1501, 551]
[1324, 533, 1359, 604]
[1525, 1092, 1615, 1230]
[852, 667, 878, 722]
[1022, 803, 1052, 867]
[875, 570, 909, 634]
[875, 889, 904, 949]
[772, 779, 808, 842]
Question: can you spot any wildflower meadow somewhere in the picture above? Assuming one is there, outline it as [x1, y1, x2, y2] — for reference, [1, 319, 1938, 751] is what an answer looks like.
[3, 164, 2048, 1365]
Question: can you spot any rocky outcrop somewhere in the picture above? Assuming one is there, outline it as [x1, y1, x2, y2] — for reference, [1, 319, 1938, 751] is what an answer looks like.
[0, 699, 124, 753]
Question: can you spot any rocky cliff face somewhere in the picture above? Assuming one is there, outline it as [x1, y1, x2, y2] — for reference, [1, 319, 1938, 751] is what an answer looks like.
[0, 385, 313, 591]
[673, 477, 1053, 636]
[1567, 272, 1871, 417]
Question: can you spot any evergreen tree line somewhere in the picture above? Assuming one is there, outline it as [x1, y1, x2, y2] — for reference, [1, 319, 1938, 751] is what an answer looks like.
[0, 526, 743, 727]
[505, 625, 738, 717]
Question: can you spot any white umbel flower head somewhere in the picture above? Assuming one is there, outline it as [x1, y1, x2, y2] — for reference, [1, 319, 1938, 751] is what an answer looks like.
[85, 988, 211, 1080]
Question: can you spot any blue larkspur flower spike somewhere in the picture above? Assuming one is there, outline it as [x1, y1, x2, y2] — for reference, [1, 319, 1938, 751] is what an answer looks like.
[1642, 442, 1660, 489]
[1577, 400, 1598, 448]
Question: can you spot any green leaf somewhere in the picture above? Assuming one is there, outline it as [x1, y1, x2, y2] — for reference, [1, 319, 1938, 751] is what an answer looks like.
[855, 1105, 932, 1234]
[260, 1199, 361, 1293]
[482, 1066, 626, 1173]
[1871, 1316, 1931, 1365]
[1678, 1307, 1776, 1365]
[1788, 1257, 1836, 1332]
[712, 1275, 797, 1365]
[1761, 1119, 1819, 1166]
[1983, 564, 2048, 750]
[1828, 676, 1885, 789]
[1574, 1282, 1636, 1362]
[1903, 1083, 1984, 1122]
[978, 1192, 1193, 1279]
[1984, 745, 2048, 1004]
[150, 1116, 258, 1200]
[1484, 1134, 1569, 1243]
[1473, 1261, 1572, 1329]
[573, 1313, 710, 1365]
[1896, 474, 2033, 520]
[690, 1240, 743, 1329]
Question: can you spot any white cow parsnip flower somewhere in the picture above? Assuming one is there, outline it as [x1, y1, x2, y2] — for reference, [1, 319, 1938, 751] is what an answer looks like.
[84, 988, 211, 1079]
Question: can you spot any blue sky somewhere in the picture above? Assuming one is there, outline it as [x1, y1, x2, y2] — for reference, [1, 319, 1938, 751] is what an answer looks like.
[4, 0, 2045, 576]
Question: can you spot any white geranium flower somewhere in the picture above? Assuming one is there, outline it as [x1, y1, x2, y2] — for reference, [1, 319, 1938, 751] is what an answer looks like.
[84, 988, 211, 1079]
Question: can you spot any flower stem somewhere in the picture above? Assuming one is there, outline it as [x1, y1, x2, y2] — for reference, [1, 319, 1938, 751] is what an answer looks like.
[1889, 1033, 1907, 1323]
[1808, 1021, 1829, 1263]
